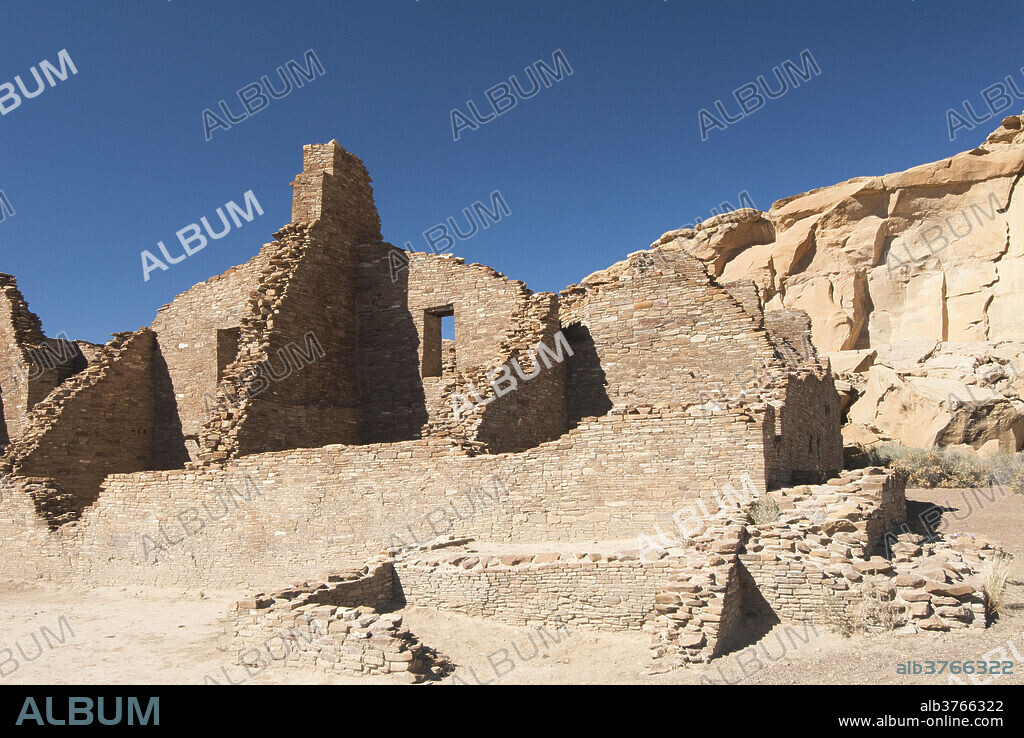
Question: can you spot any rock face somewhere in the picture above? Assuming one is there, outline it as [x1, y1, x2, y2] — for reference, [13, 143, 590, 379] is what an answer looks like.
[655, 114, 1024, 452]
[841, 340, 1024, 453]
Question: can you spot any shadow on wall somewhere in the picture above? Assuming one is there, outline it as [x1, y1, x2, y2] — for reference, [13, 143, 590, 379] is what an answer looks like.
[728, 561, 783, 656]
[356, 243, 429, 443]
[151, 345, 190, 470]
[0, 390, 7, 449]
[563, 322, 612, 428]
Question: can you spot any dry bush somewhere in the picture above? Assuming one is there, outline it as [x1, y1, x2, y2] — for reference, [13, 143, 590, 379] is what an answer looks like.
[815, 580, 904, 636]
[749, 496, 780, 525]
[857, 579, 904, 632]
[815, 586, 860, 637]
[983, 552, 1014, 622]
[866, 444, 1024, 493]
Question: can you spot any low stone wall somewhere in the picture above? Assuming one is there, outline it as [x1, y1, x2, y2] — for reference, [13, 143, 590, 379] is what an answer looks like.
[647, 510, 749, 665]
[0, 408, 769, 588]
[225, 561, 445, 683]
[740, 467, 996, 631]
[395, 548, 676, 631]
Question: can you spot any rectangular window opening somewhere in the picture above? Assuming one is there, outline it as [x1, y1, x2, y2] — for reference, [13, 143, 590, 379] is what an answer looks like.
[216, 327, 241, 383]
[422, 306, 454, 378]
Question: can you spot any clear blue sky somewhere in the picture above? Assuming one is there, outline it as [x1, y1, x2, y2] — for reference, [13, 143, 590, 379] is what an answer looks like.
[1, 0, 1021, 343]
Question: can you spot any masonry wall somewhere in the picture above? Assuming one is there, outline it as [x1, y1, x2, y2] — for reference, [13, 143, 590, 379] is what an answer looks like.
[150, 248, 272, 465]
[473, 294, 568, 452]
[237, 143, 382, 454]
[354, 242, 429, 443]
[0, 329, 159, 513]
[771, 371, 845, 486]
[394, 553, 677, 630]
[0, 275, 72, 441]
[0, 407, 768, 588]
[559, 247, 786, 411]
[196, 142, 382, 462]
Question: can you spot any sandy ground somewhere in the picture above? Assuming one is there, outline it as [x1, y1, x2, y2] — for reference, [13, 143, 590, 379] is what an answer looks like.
[1, 487, 1021, 686]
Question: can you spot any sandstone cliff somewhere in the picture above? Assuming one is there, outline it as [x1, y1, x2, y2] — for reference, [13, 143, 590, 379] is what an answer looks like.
[654, 115, 1024, 454]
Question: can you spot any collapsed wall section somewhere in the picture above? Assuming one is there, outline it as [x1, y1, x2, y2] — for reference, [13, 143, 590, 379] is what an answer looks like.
[196, 141, 382, 462]
[0, 275, 86, 445]
[226, 562, 448, 682]
[0, 329, 158, 514]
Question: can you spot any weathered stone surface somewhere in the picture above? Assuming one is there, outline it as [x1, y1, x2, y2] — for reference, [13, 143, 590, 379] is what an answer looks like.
[655, 114, 1024, 451]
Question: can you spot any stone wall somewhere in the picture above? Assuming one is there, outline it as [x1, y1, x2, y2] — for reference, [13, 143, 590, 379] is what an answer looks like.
[196, 141, 382, 462]
[150, 246, 272, 465]
[770, 370, 845, 485]
[0, 275, 86, 444]
[0, 407, 769, 587]
[0, 329, 158, 514]
[559, 245, 786, 410]
[395, 549, 677, 631]
[354, 242, 429, 443]
[225, 561, 444, 683]
[737, 467, 993, 632]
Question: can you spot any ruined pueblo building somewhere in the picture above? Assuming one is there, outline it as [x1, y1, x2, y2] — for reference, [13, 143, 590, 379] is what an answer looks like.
[0, 140, 1004, 677]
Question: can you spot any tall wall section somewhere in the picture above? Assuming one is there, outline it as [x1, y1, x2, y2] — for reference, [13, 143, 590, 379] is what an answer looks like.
[196, 141, 382, 462]
[150, 245, 274, 466]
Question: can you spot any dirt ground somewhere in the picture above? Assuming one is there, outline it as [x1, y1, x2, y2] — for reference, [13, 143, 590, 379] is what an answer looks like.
[1, 487, 1021, 686]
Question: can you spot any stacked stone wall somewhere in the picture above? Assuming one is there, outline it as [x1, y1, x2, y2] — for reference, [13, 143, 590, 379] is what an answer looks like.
[0, 407, 768, 587]
[150, 246, 273, 465]
[0, 329, 158, 513]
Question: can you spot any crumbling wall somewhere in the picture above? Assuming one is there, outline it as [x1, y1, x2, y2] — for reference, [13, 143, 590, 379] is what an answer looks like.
[150, 246, 273, 465]
[560, 246, 786, 412]
[420, 290, 569, 453]
[0, 275, 85, 442]
[0, 329, 158, 514]
[196, 141, 381, 462]
[226, 561, 444, 683]
[764, 309, 816, 365]
[358, 245, 569, 452]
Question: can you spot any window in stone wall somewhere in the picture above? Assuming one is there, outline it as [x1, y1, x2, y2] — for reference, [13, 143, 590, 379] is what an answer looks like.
[216, 327, 241, 383]
[422, 305, 454, 378]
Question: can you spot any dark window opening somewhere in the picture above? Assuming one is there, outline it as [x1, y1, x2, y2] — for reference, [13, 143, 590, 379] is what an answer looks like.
[216, 327, 241, 383]
[422, 305, 454, 378]
[563, 321, 612, 427]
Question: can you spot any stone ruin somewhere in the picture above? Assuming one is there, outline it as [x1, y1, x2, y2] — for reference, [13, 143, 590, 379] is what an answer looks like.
[0, 140, 1005, 681]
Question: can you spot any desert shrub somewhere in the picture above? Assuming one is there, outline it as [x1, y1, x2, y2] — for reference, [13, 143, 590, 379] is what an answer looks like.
[815, 580, 904, 636]
[983, 552, 1014, 622]
[987, 454, 1024, 495]
[865, 444, 1024, 493]
[815, 586, 859, 637]
[749, 496, 780, 525]
[857, 579, 904, 632]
